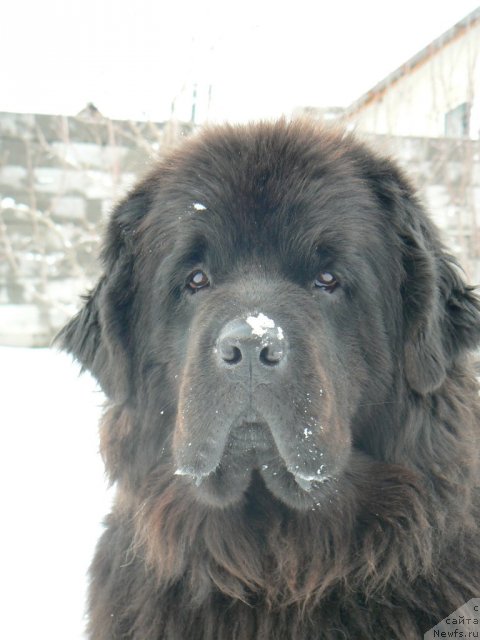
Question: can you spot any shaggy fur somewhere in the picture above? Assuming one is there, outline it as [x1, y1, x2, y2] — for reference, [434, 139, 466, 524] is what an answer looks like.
[59, 120, 480, 639]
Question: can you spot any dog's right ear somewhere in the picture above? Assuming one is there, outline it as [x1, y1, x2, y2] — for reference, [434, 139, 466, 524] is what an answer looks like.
[55, 183, 153, 402]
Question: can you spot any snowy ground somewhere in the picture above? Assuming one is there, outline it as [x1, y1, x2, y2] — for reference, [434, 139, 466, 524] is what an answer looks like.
[0, 346, 112, 640]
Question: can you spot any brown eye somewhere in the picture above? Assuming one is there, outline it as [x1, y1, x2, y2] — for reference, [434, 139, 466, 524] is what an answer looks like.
[187, 269, 210, 291]
[314, 272, 338, 292]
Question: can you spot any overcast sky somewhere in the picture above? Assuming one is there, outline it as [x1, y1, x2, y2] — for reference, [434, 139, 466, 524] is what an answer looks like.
[2, 0, 480, 123]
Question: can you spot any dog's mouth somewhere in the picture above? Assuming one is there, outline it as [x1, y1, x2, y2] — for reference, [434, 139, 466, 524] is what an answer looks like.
[174, 417, 336, 507]
[173, 352, 350, 509]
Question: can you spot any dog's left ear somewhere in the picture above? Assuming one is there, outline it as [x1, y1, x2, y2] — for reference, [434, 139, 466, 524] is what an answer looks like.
[365, 153, 480, 394]
[402, 230, 480, 394]
[56, 182, 153, 401]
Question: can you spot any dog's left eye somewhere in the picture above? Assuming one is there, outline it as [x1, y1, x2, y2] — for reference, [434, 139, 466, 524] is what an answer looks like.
[187, 269, 210, 291]
[314, 272, 338, 292]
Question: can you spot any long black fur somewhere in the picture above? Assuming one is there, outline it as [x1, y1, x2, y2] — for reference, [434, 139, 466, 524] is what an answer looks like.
[58, 120, 480, 639]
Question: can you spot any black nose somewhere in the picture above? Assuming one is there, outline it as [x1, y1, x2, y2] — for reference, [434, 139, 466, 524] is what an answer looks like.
[216, 315, 287, 370]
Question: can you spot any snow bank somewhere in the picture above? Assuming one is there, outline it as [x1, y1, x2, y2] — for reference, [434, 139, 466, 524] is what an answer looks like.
[0, 347, 111, 640]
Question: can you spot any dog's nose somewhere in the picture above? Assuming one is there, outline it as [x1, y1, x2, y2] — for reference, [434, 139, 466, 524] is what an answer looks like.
[216, 316, 286, 370]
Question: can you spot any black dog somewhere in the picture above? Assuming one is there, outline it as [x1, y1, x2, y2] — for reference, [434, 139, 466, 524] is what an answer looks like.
[59, 120, 480, 639]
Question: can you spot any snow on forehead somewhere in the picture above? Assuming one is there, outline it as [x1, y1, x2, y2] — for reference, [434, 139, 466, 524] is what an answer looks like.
[246, 312, 276, 337]
[193, 202, 207, 211]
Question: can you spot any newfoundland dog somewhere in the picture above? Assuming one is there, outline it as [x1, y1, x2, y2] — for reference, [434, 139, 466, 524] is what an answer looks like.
[59, 120, 480, 639]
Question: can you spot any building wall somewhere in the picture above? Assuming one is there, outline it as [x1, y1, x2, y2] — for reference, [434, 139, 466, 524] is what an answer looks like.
[363, 135, 480, 284]
[347, 20, 480, 138]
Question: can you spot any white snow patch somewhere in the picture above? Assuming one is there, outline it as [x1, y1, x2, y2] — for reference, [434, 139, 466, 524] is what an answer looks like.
[193, 202, 207, 211]
[246, 312, 275, 338]
[294, 472, 332, 491]
[0, 347, 112, 640]
[1, 196, 15, 209]
[175, 468, 206, 487]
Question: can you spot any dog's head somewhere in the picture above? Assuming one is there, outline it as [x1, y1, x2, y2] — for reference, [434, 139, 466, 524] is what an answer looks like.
[58, 121, 480, 509]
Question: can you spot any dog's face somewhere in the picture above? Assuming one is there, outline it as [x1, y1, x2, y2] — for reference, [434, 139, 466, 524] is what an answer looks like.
[145, 143, 400, 509]
[59, 121, 480, 510]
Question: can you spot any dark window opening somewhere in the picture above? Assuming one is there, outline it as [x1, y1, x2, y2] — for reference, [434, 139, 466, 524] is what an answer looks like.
[445, 103, 470, 137]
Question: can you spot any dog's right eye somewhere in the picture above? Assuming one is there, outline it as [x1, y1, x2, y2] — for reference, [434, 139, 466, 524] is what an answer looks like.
[186, 269, 210, 291]
[314, 271, 338, 292]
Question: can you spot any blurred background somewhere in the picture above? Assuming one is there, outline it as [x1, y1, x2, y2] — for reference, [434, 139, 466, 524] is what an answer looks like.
[2, 1, 480, 345]
[1, 1, 479, 638]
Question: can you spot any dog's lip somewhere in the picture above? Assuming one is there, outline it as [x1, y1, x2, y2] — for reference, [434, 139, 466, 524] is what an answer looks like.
[175, 415, 333, 493]
[175, 448, 332, 495]
[174, 466, 210, 487]
[286, 468, 333, 491]
[174, 465, 333, 495]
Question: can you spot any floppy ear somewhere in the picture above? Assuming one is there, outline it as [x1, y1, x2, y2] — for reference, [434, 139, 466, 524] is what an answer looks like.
[56, 183, 153, 401]
[403, 231, 480, 394]
[363, 152, 480, 394]
[396, 187, 479, 394]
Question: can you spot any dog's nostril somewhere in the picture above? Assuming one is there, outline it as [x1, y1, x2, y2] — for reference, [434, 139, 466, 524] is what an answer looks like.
[221, 345, 242, 365]
[259, 345, 283, 366]
[216, 318, 287, 370]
